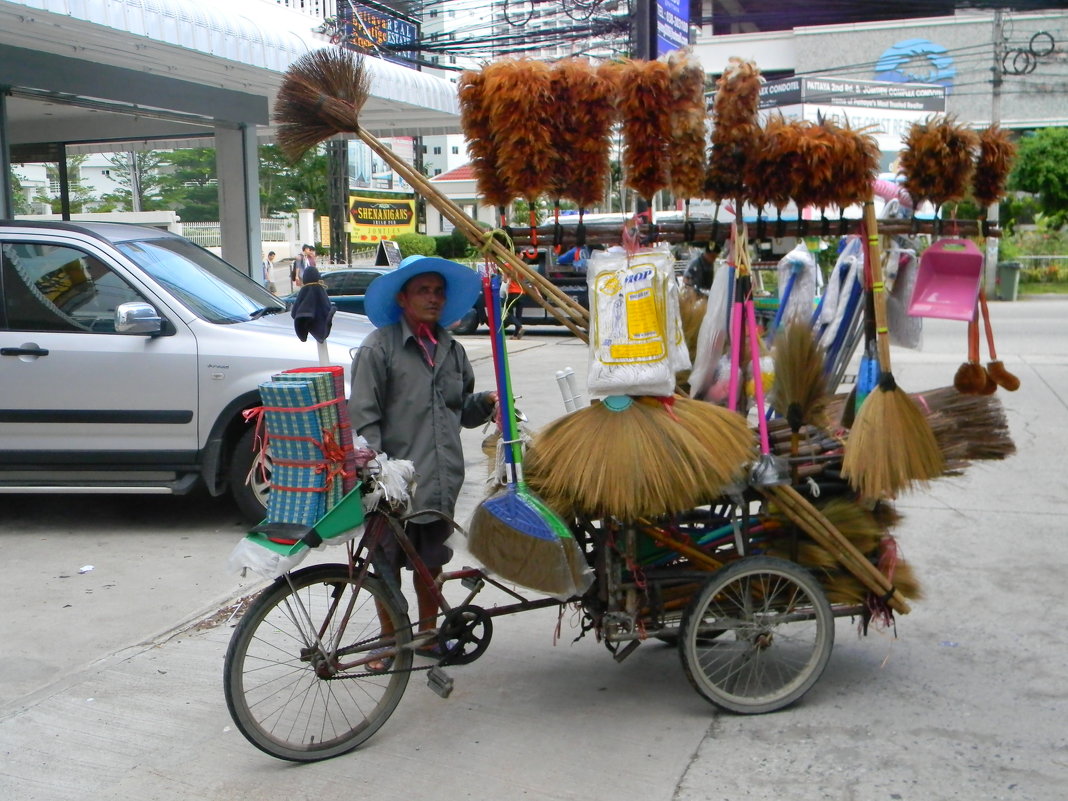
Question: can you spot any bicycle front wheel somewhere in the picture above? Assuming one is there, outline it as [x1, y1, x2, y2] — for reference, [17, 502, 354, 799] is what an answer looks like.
[679, 556, 834, 714]
[224, 563, 412, 761]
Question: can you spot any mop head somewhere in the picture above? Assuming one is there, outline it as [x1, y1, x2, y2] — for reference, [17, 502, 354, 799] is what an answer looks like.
[468, 483, 589, 598]
[842, 373, 944, 499]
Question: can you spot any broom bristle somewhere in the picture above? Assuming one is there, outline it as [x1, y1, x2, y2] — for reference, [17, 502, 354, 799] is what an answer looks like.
[842, 382, 944, 499]
[274, 48, 371, 161]
[987, 360, 1020, 391]
[468, 494, 576, 596]
[524, 397, 753, 520]
[770, 322, 830, 430]
[953, 361, 989, 394]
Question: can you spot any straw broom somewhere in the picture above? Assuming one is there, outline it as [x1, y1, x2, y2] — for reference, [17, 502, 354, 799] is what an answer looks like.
[523, 394, 754, 521]
[274, 50, 590, 339]
[841, 201, 944, 500]
[770, 321, 831, 458]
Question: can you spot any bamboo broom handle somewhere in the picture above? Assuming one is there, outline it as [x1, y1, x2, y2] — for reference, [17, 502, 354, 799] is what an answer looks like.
[353, 127, 591, 328]
[763, 484, 911, 615]
[638, 522, 725, 572]
[861, 199, 893, 374]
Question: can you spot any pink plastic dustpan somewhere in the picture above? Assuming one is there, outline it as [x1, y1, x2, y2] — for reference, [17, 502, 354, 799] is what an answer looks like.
[907, 238, 983, 321]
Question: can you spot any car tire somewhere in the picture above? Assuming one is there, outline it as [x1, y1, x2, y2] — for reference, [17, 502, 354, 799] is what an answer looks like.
[451, 308, 480, 335]
[229, 426, 269, 523]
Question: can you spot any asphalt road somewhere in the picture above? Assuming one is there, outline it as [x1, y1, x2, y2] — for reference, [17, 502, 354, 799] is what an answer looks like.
[1, 300, 1066, 801]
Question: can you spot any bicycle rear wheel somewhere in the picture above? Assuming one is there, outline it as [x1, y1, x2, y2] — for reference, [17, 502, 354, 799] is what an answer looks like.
[679, 556, 834, 714]
[224, 563, 412, 761]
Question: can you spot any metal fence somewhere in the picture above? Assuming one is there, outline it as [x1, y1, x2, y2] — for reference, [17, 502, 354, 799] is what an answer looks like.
[182, 218, 296, 249]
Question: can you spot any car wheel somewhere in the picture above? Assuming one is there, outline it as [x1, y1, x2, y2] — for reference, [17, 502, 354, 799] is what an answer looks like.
[229, 426, 270, 523]
[451, 308, 480, 335]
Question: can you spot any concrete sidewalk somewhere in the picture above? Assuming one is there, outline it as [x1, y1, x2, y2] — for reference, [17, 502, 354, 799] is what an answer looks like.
[2, 301, 1066, 801]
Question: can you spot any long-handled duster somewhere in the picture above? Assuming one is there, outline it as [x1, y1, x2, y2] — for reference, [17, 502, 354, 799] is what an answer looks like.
[458, 68, 514, 225]
[900, 115, 979, 229]
[972, 124, 1020, 392]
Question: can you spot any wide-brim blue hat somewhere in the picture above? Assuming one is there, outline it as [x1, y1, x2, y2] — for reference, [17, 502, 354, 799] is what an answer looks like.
[363, 255, 481, 329]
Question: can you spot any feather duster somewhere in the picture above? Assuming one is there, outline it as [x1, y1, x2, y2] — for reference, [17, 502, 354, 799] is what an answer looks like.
[706, 57, 762, 203]
[482, 58, 557, 203]
[666, 48, 708, 201]
[899, 115, 979, 208]
[973, 124, 1016, 208]
[615, 59, 673, 203]
[829, 120, 881, 211]
[550, 58, 617, 210]
[457, 69, 513, 210]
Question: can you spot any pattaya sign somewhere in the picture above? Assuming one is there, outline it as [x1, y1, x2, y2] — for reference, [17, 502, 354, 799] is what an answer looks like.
[348, 196, 416, 242]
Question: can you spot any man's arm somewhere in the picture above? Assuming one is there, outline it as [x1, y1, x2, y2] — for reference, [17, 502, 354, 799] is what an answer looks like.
[348, 343, 387, 451]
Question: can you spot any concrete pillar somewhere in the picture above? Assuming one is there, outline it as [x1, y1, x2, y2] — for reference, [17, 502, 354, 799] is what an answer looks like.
[215, 123, 260, 277]
[297, 208, 316, 250]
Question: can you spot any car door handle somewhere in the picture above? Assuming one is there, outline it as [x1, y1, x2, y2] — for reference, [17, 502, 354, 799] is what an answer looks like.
[1, 346, 50, 357]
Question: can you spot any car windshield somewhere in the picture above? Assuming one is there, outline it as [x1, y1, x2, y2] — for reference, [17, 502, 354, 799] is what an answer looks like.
[116, 237, 285, 324]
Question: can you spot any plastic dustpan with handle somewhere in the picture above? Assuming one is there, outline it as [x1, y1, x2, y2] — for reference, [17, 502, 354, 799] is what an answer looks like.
[907, 238, 983, 321]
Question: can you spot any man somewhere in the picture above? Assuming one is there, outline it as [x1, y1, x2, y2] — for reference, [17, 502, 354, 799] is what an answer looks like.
[260, 250, 277, 294]
[683, 242, 720, 293]
[349, 255, 497, 666]
[290, 243, 316, 289]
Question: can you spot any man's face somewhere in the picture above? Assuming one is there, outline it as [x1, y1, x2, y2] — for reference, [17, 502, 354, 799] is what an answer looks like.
[398, 272, 446, 327]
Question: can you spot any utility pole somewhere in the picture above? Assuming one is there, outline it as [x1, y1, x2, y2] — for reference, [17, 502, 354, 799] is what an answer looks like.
[128, 151, 142, 213]
[985, 9, 1005, 294]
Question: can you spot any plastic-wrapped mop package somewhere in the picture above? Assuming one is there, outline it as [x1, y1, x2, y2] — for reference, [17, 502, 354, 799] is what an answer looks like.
[886, 245, 924, 350]
[586, 245, 686, 397]
[689, 260, 732, 401]
[775, 241, 818, 330]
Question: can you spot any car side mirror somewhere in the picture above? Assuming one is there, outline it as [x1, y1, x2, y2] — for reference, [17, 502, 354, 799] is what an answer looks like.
[115, 301, 164, 335]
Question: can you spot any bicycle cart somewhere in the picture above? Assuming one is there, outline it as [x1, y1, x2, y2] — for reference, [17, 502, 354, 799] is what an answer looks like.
[223, 454, 881, 763]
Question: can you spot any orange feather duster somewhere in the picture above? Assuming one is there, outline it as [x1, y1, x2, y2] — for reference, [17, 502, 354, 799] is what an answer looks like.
[706, 57, 762, 204]
[482, 58, 557, 204]
[550, 58, 617, 210]
[457, 69, 513, 210]
[900, 115, 979, 208]
[614, 58, 673, 203]
[667, 48, 708, 201]
[973, 124, 1016, 208]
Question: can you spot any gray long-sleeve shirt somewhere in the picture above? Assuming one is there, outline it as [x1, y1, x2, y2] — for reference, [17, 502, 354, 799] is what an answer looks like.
[348, 318, 495, 521]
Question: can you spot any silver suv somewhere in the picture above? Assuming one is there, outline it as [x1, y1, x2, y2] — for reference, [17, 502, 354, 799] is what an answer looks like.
[0, 221, 372, 520]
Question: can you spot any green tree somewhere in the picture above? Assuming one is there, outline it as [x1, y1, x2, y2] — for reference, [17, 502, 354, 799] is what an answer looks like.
[99, 151, 168, 212]
[9, 171, 31, 214]
[1010, 127, 1068, 229]
[259, 144, 328, 218]
[157, 148, 218, 222]
[32, 154, 97, 214]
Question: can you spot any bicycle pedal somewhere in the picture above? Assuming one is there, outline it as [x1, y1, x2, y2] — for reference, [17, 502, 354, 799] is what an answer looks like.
[426, 666, 453, 698]
[461, 574, 484, 592]
[612, 640, 641, 664]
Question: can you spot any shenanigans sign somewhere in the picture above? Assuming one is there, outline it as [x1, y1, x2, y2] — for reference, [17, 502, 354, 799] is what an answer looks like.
[348, 196, 416, 242]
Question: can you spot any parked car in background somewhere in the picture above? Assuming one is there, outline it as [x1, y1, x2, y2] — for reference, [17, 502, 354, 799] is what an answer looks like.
[281, 266, 392, 316]
[0, 220, 373, 521]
